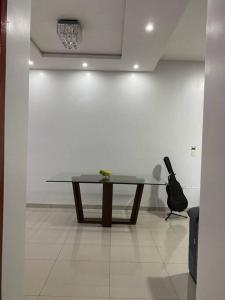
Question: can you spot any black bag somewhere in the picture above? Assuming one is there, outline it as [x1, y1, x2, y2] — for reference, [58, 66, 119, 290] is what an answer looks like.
[164, 157, 188, 212]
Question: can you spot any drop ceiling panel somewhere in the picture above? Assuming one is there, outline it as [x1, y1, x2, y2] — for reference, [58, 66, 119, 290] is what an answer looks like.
[31, 0, 125, 54]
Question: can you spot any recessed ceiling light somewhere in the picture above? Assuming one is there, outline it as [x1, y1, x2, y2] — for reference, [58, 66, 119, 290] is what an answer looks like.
[28, 60, 34, 66]
[82, 62, 88, 68]
[145, 22, 154, 32]
[133, 64, 139, 70]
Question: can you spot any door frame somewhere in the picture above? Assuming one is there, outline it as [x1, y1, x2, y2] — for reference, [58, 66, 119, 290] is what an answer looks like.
[0, 0, 7, 297]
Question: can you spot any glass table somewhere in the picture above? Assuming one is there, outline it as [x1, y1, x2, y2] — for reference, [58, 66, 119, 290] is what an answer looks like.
[47, 173, 166, 227]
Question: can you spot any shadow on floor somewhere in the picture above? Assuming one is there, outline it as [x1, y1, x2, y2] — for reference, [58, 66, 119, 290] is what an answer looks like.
[146, 272, 196, 300]
[170, 272, 196, 300]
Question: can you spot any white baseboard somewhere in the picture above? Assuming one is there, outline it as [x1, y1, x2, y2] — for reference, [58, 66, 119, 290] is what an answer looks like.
[26, 203, 168, 211]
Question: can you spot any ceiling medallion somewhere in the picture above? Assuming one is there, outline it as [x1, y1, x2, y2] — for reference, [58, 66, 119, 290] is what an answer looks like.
[57, 19, 82, 50]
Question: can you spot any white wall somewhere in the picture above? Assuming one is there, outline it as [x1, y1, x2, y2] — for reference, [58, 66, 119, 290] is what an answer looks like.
[197, 0, 225, 299]
[2, 0, 30, 299]
[27, 61, 204, 208]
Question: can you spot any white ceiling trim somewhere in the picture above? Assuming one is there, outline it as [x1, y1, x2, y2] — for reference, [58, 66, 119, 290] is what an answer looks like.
[31, 39, 122, 60]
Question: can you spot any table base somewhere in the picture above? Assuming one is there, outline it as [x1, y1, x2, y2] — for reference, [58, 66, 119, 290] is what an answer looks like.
[72, 182, 144, 227]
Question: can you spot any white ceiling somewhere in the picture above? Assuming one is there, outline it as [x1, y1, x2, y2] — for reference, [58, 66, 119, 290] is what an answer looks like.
[31, 0, 125, 55]
[30, 0, 207, 71]
[163, 0, 207, 61]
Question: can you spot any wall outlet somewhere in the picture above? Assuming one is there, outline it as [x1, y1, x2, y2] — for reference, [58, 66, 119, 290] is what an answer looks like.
[191, 146, 197, 157]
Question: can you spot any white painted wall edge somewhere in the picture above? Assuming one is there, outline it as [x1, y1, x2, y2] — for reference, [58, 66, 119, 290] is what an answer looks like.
[197, 0, 225, 299]
[2, 0, 30, 298]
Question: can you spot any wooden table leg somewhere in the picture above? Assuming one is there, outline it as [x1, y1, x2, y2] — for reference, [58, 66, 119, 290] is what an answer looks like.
[72, 182, 84, 223]
[130, 184, 144, 224]
[102, 183, 113, 227]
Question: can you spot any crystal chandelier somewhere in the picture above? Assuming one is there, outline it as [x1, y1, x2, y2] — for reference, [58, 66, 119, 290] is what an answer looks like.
[57, 19, 82, 50]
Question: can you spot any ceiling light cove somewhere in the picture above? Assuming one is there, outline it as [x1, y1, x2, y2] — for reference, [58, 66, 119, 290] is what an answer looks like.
[145, 22, 154, 32]
[133, 64, 140, 70]
[28, 60, 34, 66]
[82, 62, 88, 68]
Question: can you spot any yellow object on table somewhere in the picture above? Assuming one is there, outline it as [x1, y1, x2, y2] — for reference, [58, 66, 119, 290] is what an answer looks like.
[99, 170, 112, 177]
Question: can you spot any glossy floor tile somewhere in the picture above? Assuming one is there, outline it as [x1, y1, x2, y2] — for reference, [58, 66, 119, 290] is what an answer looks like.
[41, 261, 110, 297]
[24, 259, 55, 295]
[26, 228, 38, 242]
[26, 211, 50, 229]
[24, 208, 192, 299]
[165, 263, 196, 300]
[110, 245, 162, 262]
[110, 262, 178, 299]
[25, 243, 62, 260]
[65, 227, 111, 245]
[30, 228, 70, 244]
[158, 246, 188, 264]
[111, 229, 155, 246]
[58, 244, 110, 261]
[40, 211, 75, 229]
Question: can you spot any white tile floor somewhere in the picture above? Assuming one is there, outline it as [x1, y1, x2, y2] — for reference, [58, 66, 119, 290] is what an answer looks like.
[24, 208, 196, 300]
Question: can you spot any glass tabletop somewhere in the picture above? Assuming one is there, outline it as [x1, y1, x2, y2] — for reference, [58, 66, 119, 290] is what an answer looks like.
[47, 173, 166, 186]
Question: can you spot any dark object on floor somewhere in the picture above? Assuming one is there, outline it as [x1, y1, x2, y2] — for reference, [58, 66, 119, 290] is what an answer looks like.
[164, 156, 188, 220]
[188, 207, 199, 283]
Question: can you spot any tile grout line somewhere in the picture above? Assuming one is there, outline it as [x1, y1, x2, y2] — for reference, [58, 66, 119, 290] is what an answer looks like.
[25, 227, 40, 243]
[160, 218, 189, 300]
[153, 233, 180, 300]
[26, 212, 51, 243]
[37, 229, 69, 297]
[150, 229, 180, 298]
[25, 208, 189, 299]
[163, 261, 181, 300]
[37, 257, 61, 297]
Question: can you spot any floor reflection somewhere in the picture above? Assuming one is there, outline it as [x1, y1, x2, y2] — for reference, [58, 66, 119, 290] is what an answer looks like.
[169, 272, 196, 300]
[25, 207, 192, 299]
